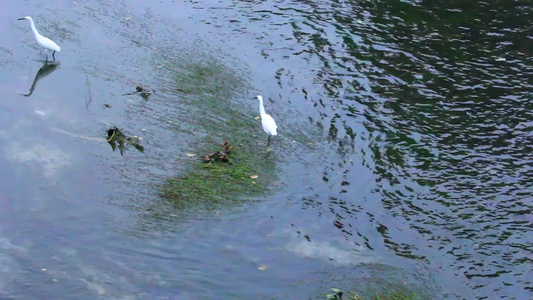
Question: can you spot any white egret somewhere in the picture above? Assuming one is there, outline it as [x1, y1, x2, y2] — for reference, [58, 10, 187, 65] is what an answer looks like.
[256, 95, 278, 150]
[18, 16, 61, 61]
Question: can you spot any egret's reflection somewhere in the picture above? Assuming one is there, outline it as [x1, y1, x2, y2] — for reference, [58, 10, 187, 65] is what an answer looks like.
[23, 61, 60, 97]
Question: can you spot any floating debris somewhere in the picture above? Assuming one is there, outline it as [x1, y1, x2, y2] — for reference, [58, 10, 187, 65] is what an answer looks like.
[123, 85, 155, 99]
[203, 141, 234, 163]
[106, 126, 144, 155]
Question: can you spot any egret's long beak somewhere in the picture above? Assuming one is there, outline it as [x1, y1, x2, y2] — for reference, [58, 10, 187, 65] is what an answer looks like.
[17, 18, 26, 20]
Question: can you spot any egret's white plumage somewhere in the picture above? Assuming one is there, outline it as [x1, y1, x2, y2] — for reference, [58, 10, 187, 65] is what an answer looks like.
[256, 95, 277, 149]
[18, 16, 61, 60]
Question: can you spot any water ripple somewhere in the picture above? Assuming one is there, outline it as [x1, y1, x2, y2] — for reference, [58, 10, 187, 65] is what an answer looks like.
[186, 0, 532, 297]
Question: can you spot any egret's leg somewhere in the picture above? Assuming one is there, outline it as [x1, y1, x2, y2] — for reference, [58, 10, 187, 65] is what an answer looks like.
[266, 135, 272, 152]
[52, 51, 56, 60]
[45, 53, 48, 62]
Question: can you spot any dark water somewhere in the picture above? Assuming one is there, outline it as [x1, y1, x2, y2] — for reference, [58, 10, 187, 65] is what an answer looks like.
[1, 0, 531, 299]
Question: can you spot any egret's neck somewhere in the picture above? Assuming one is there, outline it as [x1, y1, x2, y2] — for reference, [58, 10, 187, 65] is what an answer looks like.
[28, 18, 40, 39]
[258, 99, 266, 117]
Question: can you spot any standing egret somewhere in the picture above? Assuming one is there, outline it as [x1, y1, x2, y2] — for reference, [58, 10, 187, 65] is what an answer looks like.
[256, 95, 278, 151]
[18, 16, 61, 61]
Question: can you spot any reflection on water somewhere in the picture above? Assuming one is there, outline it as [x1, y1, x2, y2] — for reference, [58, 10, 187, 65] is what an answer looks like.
[23, 61, 60, 97]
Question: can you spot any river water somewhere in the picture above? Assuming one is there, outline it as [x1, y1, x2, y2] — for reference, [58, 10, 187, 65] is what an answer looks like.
[0, 0, 531, 299]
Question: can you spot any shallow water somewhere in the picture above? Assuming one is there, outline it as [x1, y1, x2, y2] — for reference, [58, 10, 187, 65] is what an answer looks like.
[1, 0, 531, 299]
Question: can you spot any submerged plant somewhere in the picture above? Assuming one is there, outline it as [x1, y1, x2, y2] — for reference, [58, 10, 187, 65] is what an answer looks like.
[162, 138, 271, 210]
[325, 287, 418, 300]
[156, 51, 277, 210]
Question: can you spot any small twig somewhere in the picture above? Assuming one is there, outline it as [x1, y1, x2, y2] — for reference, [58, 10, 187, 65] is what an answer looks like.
[107, 131, 116, 142]
[85, 75, 93, 109]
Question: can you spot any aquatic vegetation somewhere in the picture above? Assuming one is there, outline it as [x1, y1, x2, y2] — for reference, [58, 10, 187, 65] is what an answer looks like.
[171, 59, 245, 98]
[159, 56, 277, 210]
[163, 137, 273, 209]
[326, 287, 418, 300]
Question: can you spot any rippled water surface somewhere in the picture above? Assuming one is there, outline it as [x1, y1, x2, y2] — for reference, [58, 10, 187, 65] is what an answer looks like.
[1, 0, 531, 299]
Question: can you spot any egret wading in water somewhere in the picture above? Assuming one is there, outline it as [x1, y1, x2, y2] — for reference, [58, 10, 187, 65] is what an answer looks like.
[256, 95, 277, 151]
[18, 16, 61, 61]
